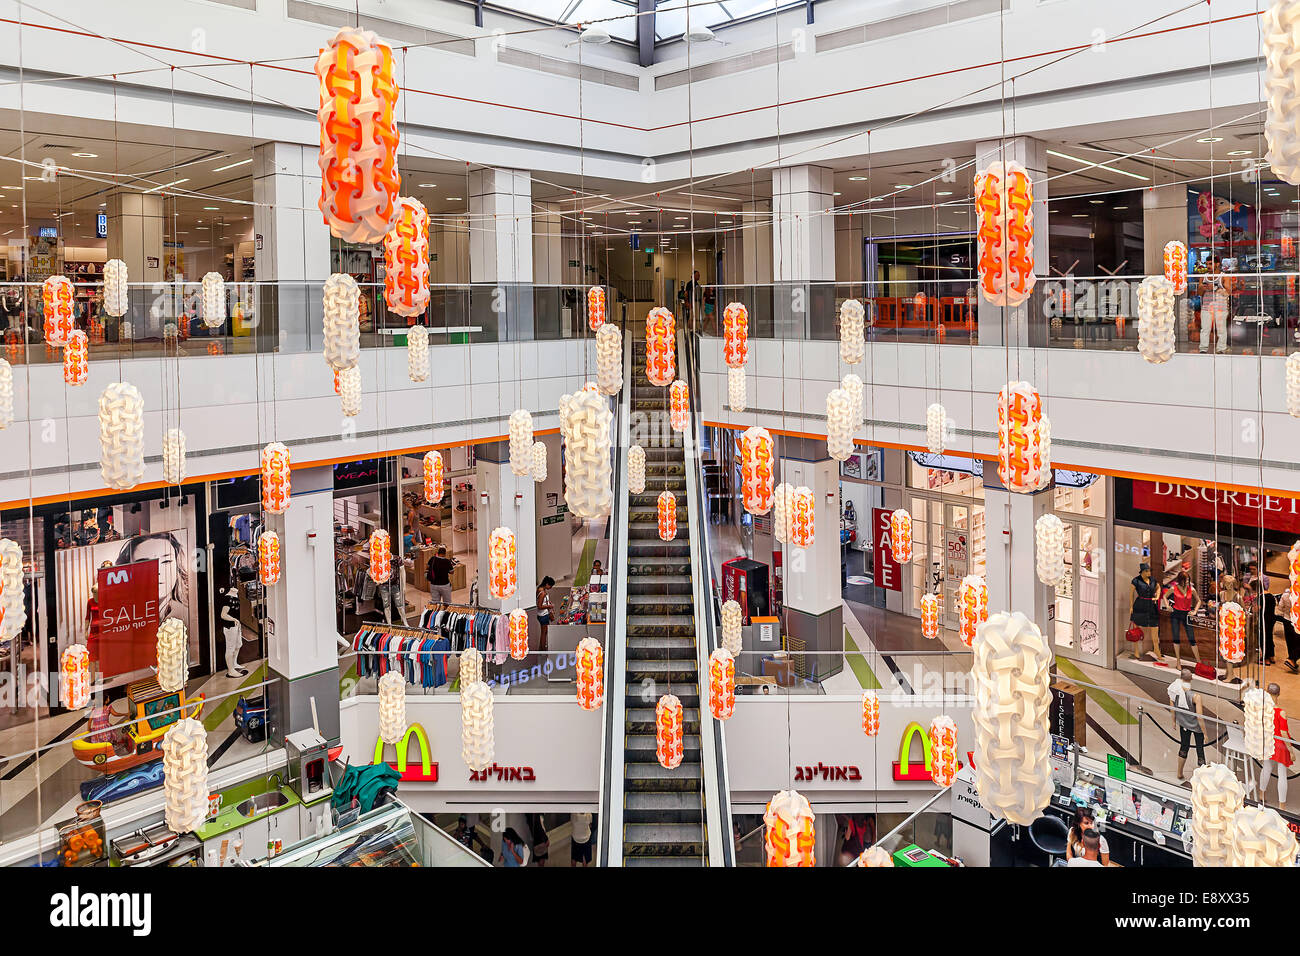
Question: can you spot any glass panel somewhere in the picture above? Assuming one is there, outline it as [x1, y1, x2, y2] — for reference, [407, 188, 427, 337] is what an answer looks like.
[909, 496, 927, 613]
[1055, 524, 1075, 649]
[1055, 482, 1106, 517]
[1077, 524, 1104, 657]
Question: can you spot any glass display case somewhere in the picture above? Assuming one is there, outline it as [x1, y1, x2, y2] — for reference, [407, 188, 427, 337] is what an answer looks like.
[262, 800, 489, 868]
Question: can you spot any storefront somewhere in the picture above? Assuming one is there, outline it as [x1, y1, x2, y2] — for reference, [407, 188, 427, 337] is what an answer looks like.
[332, 457, 401, 630]
[1046, 474, 1108, 666]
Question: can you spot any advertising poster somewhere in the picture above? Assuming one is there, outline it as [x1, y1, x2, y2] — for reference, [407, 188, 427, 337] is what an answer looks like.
[95, 559, 159, 678]
[873, 507, 900, 592]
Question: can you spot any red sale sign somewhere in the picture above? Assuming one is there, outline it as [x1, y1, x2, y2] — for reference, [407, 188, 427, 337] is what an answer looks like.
[96, 559, 160, 679]
[873, 507, 901, 592]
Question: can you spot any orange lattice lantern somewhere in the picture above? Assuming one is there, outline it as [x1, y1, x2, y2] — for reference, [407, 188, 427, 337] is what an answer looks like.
[669, 379, 689, 432]
[575, 636, 604, 710]
[42, 276, 74, 346]
[5, 330, 22, 362]
[1218, 601, 1245, 664]
[920, 591, 940, 639]
[645, 307, 676, 386]
[261, 442, 291, 514]
[587, 286, 605, 331]
[723, 301, 748, 368]
[788, 486, 815, 549]
[383, 197, 429, 317]
[1163, 240, 1188, 296]
[657, 491, 677, 541]
[488, 526, 517, 600]
[974, 160, 1035, 307]
[423, 450, 444, 504]
[316, 27, 400, 243]
[63, 329, 87, 386]
[764, 789, 815, 867]
[258, 531, 281, 586]
[740, 425, 774, 516]
[508, 608, 528, 660]
[368, 530, 391, 584]
[207, 340, 224, 356]
[862, 690, 880, 737]
[1289, 541, 1300, 627]
[1284, 235, 1297, 259]
[929, 715, 959, 788]
[708, 648, 736, 721]
[890, 508, 913, 563]
[656, 694, 684, 769]
[60, 644, 90, 710]
[997, 380, 1045, 493]
[87, 318, 104, 345]
[957, 575, 988, 648]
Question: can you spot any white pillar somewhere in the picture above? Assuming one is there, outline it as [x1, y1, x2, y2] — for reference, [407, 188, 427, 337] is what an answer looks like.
[469, 168, 534, 337]
[772, 165, 834, 282]
[1143, 172, 1188, 276]
[475, 442, 538, 613]
[106, 191, 163, 288]
[742, 199, 773, 286]
[982, 463, 1054, 637]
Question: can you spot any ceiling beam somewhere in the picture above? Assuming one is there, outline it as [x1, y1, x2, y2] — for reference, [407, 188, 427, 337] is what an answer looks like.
[638, 0, 655, 68]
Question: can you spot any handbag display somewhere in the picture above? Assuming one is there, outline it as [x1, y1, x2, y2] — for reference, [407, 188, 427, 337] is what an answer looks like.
[1194, 662, 1217, 681]
[1125, 622, 1143, 643]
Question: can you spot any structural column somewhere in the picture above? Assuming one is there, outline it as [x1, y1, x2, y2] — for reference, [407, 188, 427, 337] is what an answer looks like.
[780, 439, 844, 682]
[772, 166, 834, 338]
[105, 190, 163, 331]
[264, 466, 341, 744]
[974, 137, 1049, 347]
[981, 462, 1054, 638]
[474, 441, 538, 613]
[470, 168, 534, 338]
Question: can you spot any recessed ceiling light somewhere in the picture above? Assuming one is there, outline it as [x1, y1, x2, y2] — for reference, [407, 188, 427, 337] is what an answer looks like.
[1113, 205, 1128, 210]
[833, 191, 842, 196]
[1071, 213, 1088, 218]
[936, 190, 953, 196]
[419, 183, 436, 188]
[1227, 149, 1251, 156]
[893, 184, 907, 189]
[1, 186, 20, 190]
[447, 196, 462, 201]
[849, 176, 867, 181]
[1197, 136, 1223, 143]
[626, 219, 641, 224]
[719, 220, 732, 225]
[212, 158, 252, 172]
[22, 176, 39, 181]
[204, 206, 219, 210]
[71, 152, 97, 158]
[673, 224, 686, 228]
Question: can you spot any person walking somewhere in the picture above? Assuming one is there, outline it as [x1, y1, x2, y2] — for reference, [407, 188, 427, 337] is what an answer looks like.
[1168, 666, 1207, 779]
[1130, 563, 1165, 665]
[425, 545, 455, 605]
[536, 575, 555, 652]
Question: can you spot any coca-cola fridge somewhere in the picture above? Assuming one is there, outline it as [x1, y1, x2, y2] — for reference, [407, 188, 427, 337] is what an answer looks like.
[721, 557, 770, 625]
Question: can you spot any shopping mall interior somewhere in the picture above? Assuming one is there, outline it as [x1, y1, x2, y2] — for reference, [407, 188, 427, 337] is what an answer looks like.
[1, 0, 1300, 891]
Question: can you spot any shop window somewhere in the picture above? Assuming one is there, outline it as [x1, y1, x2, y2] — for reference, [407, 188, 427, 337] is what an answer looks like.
[906, 459, 984, 500]
[1054, 481, 1106, 517]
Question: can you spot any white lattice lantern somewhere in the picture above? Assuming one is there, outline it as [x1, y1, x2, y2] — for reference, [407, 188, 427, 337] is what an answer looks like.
[461, 680, 495, 772]
[596, 324, 622, 395]
[1287, 352, 1300, 418]
[103, 259, 128, 317]
[1034, 513, 1065, 586]
[98, 382, 145, 490]
[1265, 2, 1300, 185]
[842, 374, 864, 428]
[772, 482, 793, 545]
[1137, 276, 1175, 365]
[163, 428, 187, 485]
[0, 360, 12, 429]
[200, 272, 226, 329]
[728, 367, 746, 412]
[1190, 763, 1245, 867]
[563, 388, 612, 518]
[156, 617, 187, 693]
[0, 539, 25, 641]
[407, 325, 429, 382]
[826, 388, 853, 461]
[1243, 687, 1277, 762]
[721, 599, 743, 656]
[971, 611, 1054, 825]
[1230, 805, 1298, 867]
[839, 299, 865, 365]
[531, 441, 547, 483]
[322, 272, 361, 370]
[162, 718, 209, 834]
[926, 402, 947, 454]
[628, 443, 646, 496]
[508, 409, 533, 476]
[378, 671, 407, 745]
[338, 365, 361, 417]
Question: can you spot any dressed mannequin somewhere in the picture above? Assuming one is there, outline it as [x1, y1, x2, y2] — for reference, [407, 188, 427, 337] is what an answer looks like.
[1129, 563, 1164, 664]
[220, 585, 247, 678]
[1258, 682, 1294, 806]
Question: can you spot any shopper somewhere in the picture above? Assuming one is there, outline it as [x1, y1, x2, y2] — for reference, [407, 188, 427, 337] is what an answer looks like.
[1168, 666, 1207, 778]
[1258, 682, 1294, 807]
[527, 813, 549, 867]
[1279, 586, 1300, 674]
[1065, 807, 1110, 866]
[500, 827, 526, 868]
[1129, 563, 1165, 665]
[426, 545, 455, 605]
[569, 811, 594, 867]
[1066, 830, 1105, 867]
[1261, 579, 1285, 667]
[1198, 256, 1230, 353]
[537, 575, 555, 652]
[1162, 569, 1201, 665]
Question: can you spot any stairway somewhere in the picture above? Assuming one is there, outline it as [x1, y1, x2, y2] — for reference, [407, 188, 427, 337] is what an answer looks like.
[621, 335, 707, 866]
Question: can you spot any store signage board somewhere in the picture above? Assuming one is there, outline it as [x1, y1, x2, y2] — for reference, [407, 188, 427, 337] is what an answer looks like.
[873, 507, 901, 591]
[1120, 478, 1300, 543]
[892, 720, 962, 782]
[96, 559, 160, 678]
[1107, 753, 1127, 781]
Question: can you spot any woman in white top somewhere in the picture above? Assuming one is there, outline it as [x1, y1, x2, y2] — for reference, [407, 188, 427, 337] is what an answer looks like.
[1198, 256, 1230, 354]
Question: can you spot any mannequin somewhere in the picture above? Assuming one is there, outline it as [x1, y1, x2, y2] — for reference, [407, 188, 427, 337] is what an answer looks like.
[220, 586, 247, 678]
[1258, 681, 1293, 806]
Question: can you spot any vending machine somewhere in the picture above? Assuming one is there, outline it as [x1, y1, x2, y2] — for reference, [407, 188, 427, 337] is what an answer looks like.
[721, 557, 770, 625]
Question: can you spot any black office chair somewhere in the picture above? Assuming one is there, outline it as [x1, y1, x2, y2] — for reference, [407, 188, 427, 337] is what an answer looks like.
[1028, 814, 1071, 867]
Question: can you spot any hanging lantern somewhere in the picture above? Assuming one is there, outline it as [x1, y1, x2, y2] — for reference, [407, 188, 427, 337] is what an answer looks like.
[1289, 540, 1300, 627]
[98, 382, 145, 490]
[721, 600, 743, 656]
[322, 272, 360, 370]
[1218, 601, 1245, 664]
[890, 509, 913, 563]
[1034, 416, 1053, 492]
[376, 671, 407, 745]
[1035, 513, 1065, 586]
[509, 408, 533, 477]
[575, 636, 605, 710]
[773, 482, 793, 544]
[1190, 763, 1245, 867]
[162, 718, 209, 834]
[1163, 240, 1188, 295]
[655, 694, 684, 769]
[587, 285, 606, 331]
[42, 275, 74, 346]
[997, 380, 1045, 493]
[407, 325, 429, 382]
[645, 307, 676, 386]
[63, 329, 88, 386]
[531, 441, 548, 483]
[457, 682, 494, 774]
[200, 272, 226, 329]
[862, 690, 880, 737]
[1244, 686, 1277, 762]
[788, 486, 815, 549]
[0, 539, 26, 641]
[971, 611, 1053, 824]
[261, 441, 292, 514]
[1137, 276, 1175, 365]
[1230, 806, 1299, 867]
[207, 340, 224, 356]
[258, 531, 281, 586]
[929, 715, 959, 788]
[459, 646, 484, 689]
[842, 374, 864, 428]
[670, 379, 689, 432]
[368, 529, 391, 584]
[728, 366, 746, 412]
[103, 259, 128, 317]
[925, 402, 946, 453]
[826, 388, 853, 461]
[488, 526, 518, 600]
[339, 365, 361, 417]
[508, 608, 529, 660]
[764, 789, 815, 867]
[596, 324, 622, 395]
[708, 648, 736, 721]
[334, 368, 342, 395]
[423, 450, 444, 504]
[162, 427, 186, 485]
[60, 644, 91, 710]
[920, 592, 940, 639]
[1265, 2, 1300, 184]
[740, 425, 774, 515]
[839, 299, 865, 365]
[723, 301, 749, 368]
[563, 388, 612, 518]
[156, 617, 187, 693]
[957, 575, 988, 648]
[858, 846, 894, 867]
[657, 490, 677, 541]
[1287, 352, 1300, 418]
[316, 26, 400, 243]
[384, 196, 430, 317]
[628, 443, 646, 495]
[974, 160, 1036, 306]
